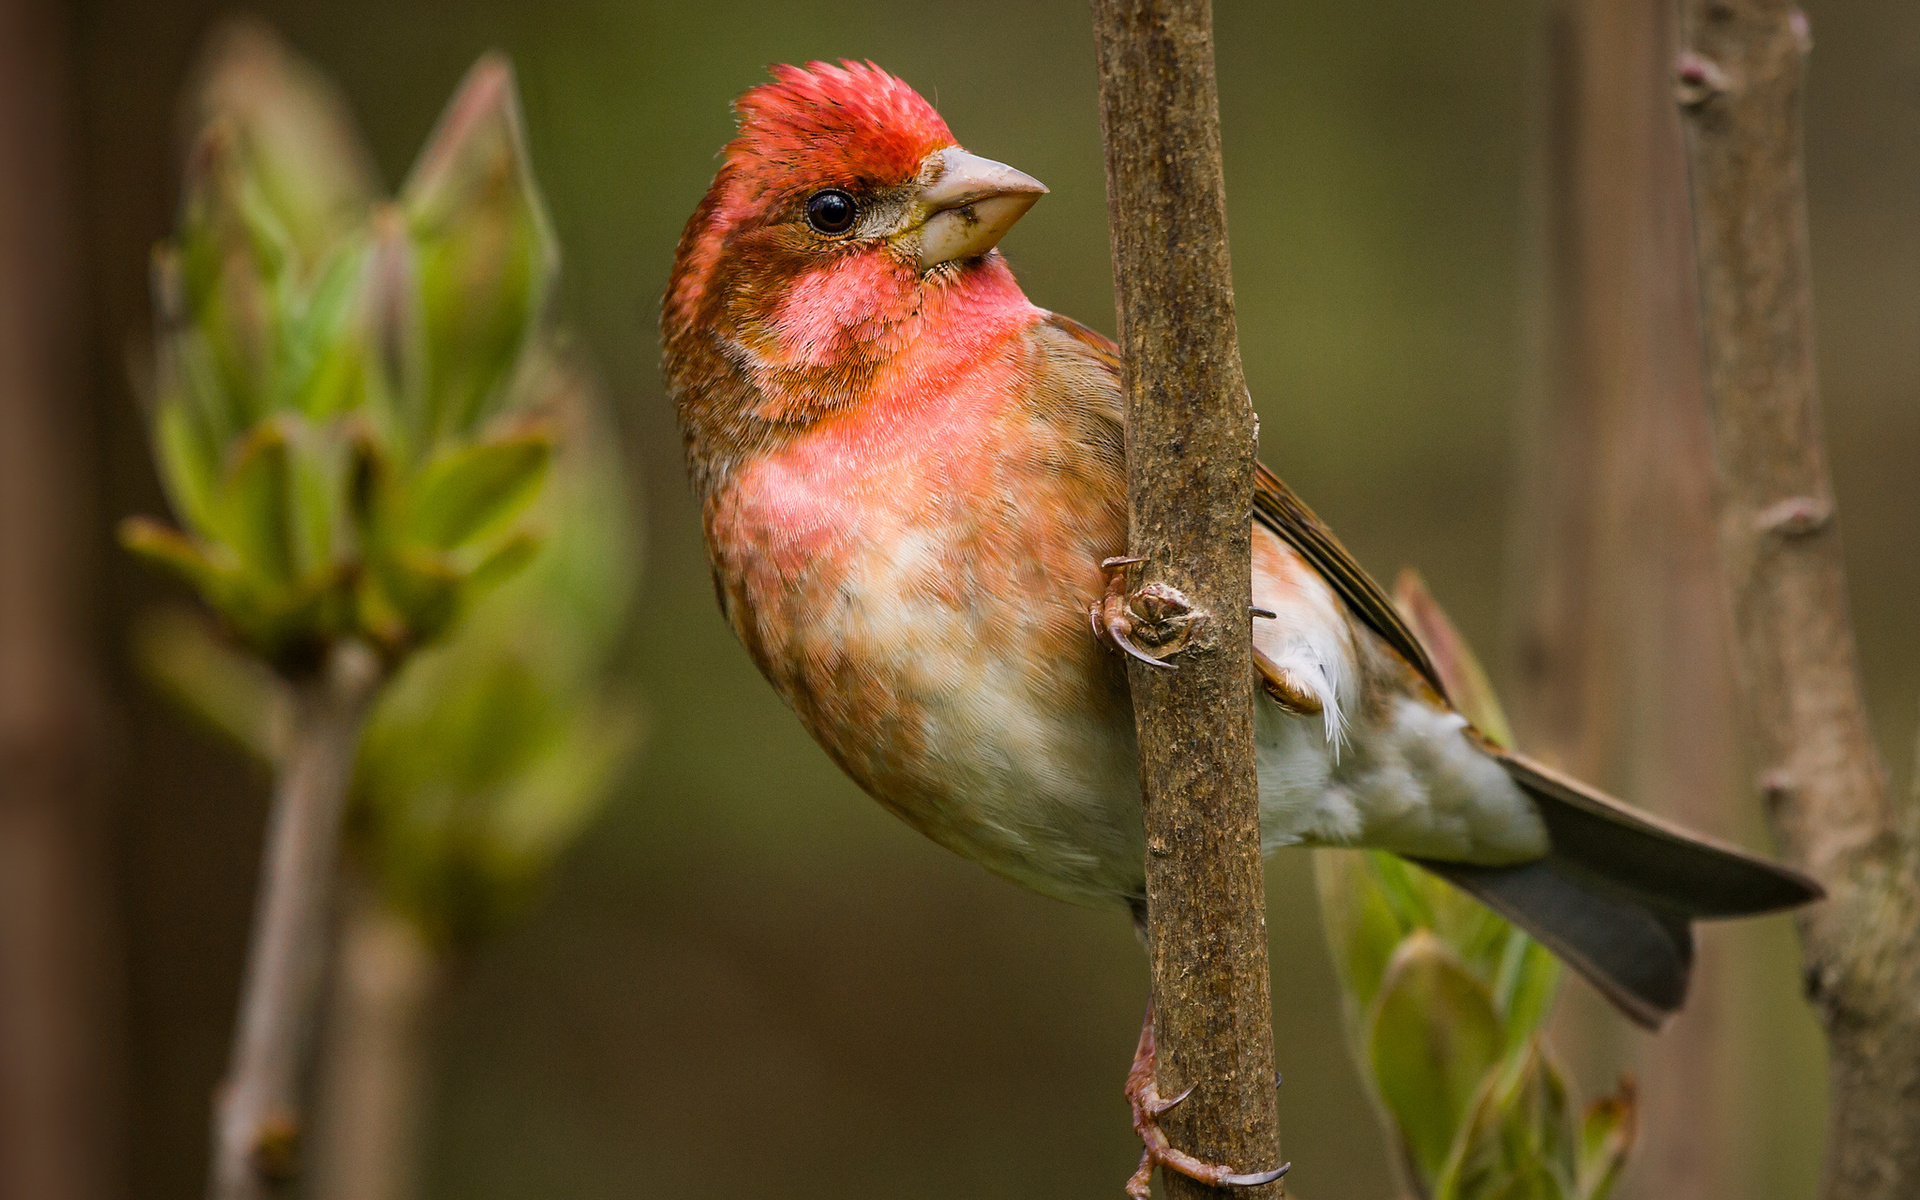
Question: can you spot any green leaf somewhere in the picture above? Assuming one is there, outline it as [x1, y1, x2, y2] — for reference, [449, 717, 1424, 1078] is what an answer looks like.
[284, 420, 349, 581]
[120, 516, 234, 599]
[187, 19, 379, 276]
[219, 420, 296, 582]
[279, 241, 370, 421]
[409, 431, 551, 549]
[484, 696, 641, 864]
[1493, 930, 1563, 1051]
[1574, 1082, 1637, 1200]
[175, 121, 287, 429]
[1441, 1039, 1576, 1200]
[462, 531, 542, 599]
[133, 606, 287, 759]
[153, 396, 223, 537]
[1316, 848, 1414, 1026]
[369, 547, 462, 647]
[400, 54, 557, 441]
[1367, 931, 1505, 1189]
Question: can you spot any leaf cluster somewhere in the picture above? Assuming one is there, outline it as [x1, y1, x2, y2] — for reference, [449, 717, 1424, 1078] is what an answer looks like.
[1313, 573, 1636, 1200]
[129, 23, 641, 948]
[123, 22, 559, 672]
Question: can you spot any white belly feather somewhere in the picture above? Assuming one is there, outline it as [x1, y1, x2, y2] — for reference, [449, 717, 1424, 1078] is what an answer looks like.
[1248, 528, 1548, 865]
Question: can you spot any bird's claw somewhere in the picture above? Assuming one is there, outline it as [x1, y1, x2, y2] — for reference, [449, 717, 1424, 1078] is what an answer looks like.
[1124, 1006, 1288, 1199]
[1092, 557, 1194, 671]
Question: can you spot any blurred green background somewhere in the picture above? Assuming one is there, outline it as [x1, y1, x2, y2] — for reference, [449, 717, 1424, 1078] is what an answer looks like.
[68, 0, 1916, 1197]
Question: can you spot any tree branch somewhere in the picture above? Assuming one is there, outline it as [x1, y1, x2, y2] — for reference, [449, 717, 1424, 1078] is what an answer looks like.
[209, 641, 381, 1200]
[0, 1, 121, 1197]
[1674, 4, 1920, 1197]
[310, 879, 442, 1200]
[1089, 2, 1283, 1196]
[1513, 3, 1739, 1193]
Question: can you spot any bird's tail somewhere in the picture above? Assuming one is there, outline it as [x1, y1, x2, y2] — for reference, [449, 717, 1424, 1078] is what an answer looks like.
[1416, 751, 1822, 1029]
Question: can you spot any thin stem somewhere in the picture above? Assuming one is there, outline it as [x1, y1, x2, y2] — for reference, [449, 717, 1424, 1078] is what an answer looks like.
[1089, 1, 1283, 1196]
[209, 641, 381, 1200]
[1674, 3, 1920, 1197]
[310, 879, 442, 1200]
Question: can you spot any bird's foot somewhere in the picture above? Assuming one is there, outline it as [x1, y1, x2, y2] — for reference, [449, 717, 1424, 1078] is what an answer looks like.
[1090, 557, 1193, 671]
[1124, 1005, 1290, 1200]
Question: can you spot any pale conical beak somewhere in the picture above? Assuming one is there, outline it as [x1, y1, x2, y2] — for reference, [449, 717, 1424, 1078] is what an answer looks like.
[909, 147, 1047, 270]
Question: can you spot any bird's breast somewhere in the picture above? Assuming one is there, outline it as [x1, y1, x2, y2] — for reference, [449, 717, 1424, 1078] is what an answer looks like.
[701, 367, 1146, 904]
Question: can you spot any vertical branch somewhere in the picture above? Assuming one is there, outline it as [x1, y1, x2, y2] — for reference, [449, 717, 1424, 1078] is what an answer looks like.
[210, 642, 381, 1200]
[1675, 4, 1920, 1199]
[1511, 1, 1740, 1194]
[310, 881, 442, 1200]
[1089, 2, 1282, 1197]
[0, 1, 122, 1198]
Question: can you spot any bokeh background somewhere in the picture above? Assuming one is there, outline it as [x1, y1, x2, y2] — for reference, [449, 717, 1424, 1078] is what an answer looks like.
[41, 0, 1918, 1197]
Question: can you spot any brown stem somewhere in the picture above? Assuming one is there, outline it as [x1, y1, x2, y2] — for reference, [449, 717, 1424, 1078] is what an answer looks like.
[0, 0, 122, 1197]
[1674, 4, 1920, 1198]
[209, 641, 381, 1200]
[1513, 2, 1738, 1194]
[1089, 2, 1283, 1197]
[310, 880, 442, 1200]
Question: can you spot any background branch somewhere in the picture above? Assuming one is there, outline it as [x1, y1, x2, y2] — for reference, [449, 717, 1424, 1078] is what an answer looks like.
[209, 642, 380, 1200]
[1510, 2, 1745, 1194]
[0, 0, 122, 1197]
[1089, 1, 1283, 1196]
[1674, 3, 1920, 1197]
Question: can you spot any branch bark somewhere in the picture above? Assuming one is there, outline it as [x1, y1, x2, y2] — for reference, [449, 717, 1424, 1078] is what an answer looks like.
[1674, 5, 1920, 1198]
[1512, 2, 1738, 1194]
[209, 642, 381, 1200]
[0, 1, 122, 1197]
[1089, 3, 1283, 1197]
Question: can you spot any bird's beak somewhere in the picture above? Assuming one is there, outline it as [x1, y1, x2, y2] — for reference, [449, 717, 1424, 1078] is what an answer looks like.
[908, 147, 1047, 270]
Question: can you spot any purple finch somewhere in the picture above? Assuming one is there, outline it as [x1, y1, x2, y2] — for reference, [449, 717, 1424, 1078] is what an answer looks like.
[661, 60, 1819, 1193]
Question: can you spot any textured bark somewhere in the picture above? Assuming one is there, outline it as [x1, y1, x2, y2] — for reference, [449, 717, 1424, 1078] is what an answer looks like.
[0, 1, 122, 1198]
[209, 643, 380, 1200]
[1674, 4, 1920, 1198]
[1089, 2, 1283, 1196]
[1510, 3, 1737, 1196]
[311, 883, 442, 1200]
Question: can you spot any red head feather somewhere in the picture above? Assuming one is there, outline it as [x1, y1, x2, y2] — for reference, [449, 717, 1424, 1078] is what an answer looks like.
[665, 62, 955, 330]
[729, 61, 953, 196]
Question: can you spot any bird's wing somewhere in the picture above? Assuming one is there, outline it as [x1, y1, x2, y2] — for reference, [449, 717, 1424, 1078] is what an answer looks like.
[1040, 309, 1448, 702]
[1251, 464, 1447, 703]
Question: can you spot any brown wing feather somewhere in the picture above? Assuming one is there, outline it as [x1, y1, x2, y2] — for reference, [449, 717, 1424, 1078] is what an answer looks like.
[1042, 309, 1448, 701]
[1251, 463, 1448, 701]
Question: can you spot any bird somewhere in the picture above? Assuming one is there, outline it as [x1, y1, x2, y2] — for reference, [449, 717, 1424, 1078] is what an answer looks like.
[660, 59, 1821, 1196]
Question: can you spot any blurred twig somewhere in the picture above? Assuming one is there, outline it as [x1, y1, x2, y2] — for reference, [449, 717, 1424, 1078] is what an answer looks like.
[309, 880, 441, 1200]
[211, 643, 381, 1200]
[1511, 2, 1738, 1194]
[1675, 3, 1920, 1197]
[0, 1, 121, 1198]
[1089, 1, 1283, 1196]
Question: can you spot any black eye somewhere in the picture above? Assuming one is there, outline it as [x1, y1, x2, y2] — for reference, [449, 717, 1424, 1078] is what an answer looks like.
[805, 189, 857, 235]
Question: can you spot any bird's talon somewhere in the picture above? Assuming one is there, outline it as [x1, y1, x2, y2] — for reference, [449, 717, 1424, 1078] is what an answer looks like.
[1150, 1083, 1196, 1116]
[1251, 606, 1277, 619]
[1224, 1165, 1292, 1188]
[1093, 556, 1189, 669]
[1125, 1004, 1284, 1196]
[1108, 617, 1177, 671]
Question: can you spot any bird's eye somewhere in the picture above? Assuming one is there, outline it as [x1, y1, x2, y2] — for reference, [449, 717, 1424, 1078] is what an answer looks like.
[805, 189, 857, 235]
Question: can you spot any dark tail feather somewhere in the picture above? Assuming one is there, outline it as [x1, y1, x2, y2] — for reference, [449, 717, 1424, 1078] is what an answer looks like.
[1416, 751, 1822, 1029]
